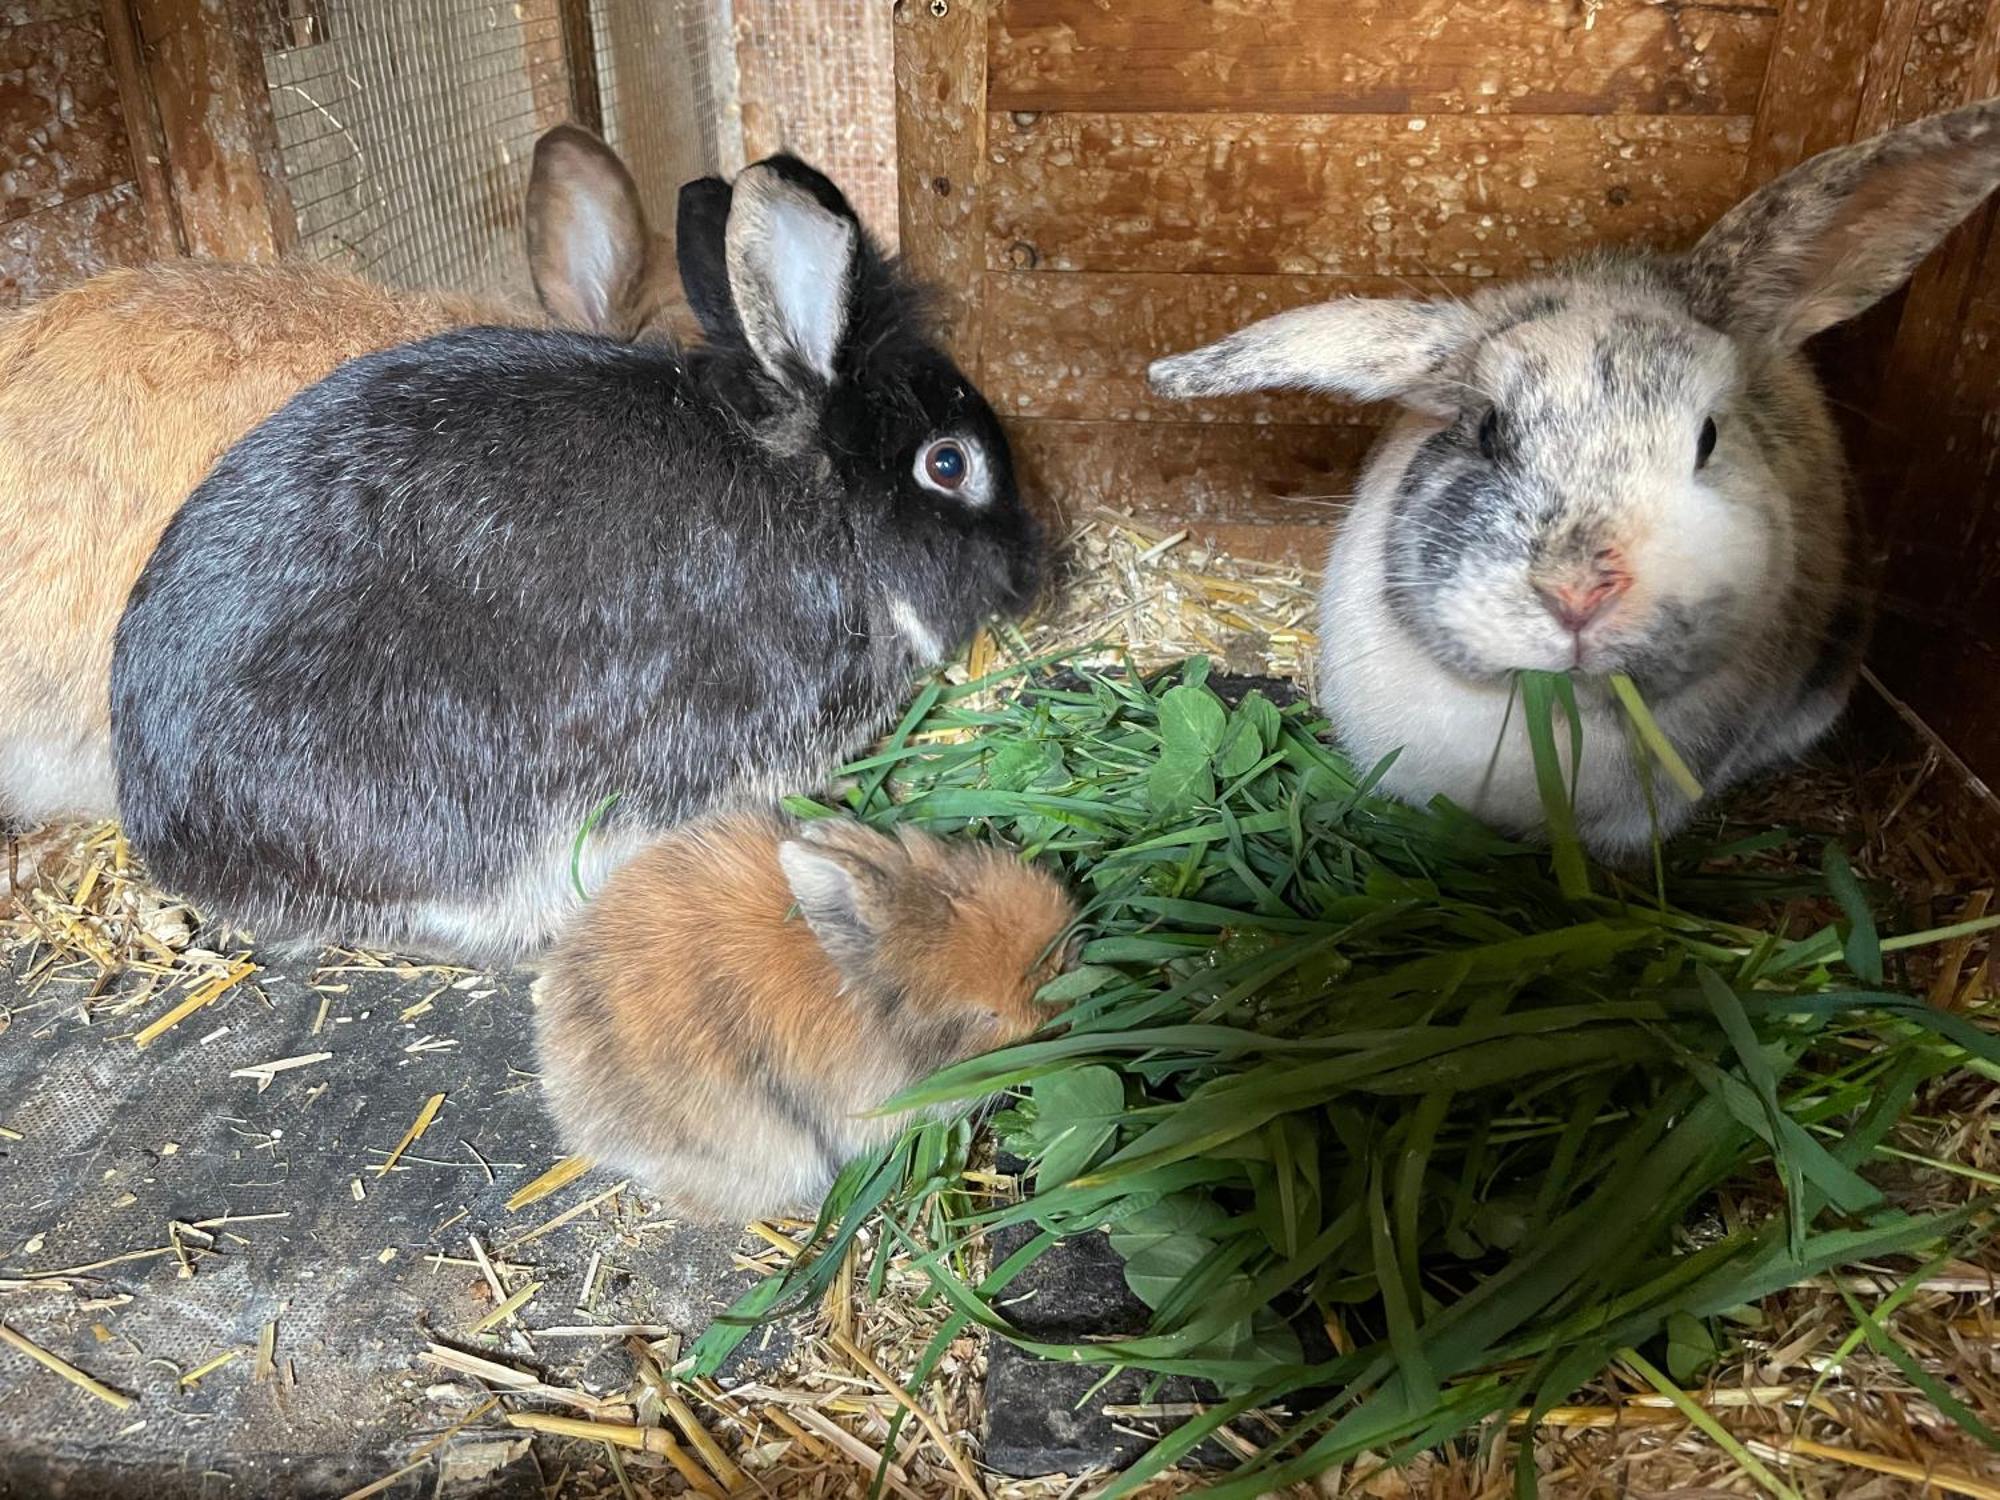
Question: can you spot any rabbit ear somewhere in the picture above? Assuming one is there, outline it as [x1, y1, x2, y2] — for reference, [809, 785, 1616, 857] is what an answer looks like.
[525, 124, 657, 337]
[778, 822, 903, 963]
[1687, 97, 2000, 349]
[1147, 298, 1478, 415]
[724, 155, 860, 388]
[675, 176, 743, 346]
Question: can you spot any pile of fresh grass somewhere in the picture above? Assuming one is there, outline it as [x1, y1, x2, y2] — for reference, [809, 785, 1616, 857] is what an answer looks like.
[691, 657, 2000, 1496]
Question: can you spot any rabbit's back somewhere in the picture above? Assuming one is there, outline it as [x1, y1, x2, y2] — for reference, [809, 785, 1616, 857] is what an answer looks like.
[0, 263, 505, 827]
[536, 816, 879, 1219]
[112, 329, 902, 960]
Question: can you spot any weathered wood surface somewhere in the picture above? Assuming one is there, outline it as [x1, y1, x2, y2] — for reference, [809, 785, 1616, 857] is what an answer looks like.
[1012, 418, 1373, 531]
[986, 112, 1754, 276]
[895, 0, 990, 369]
[101, 0, 183, 257]
[556, 0, 603, 134]
[1839, 0, 2000, 778]
[980, 270, 1461, 425]
[0, 14, 136, 222]
[1743, 0, 1890, 184]
[991, 0, 1776, 117]
[0, 181, 149, 303]
[133, 0, 296, 260]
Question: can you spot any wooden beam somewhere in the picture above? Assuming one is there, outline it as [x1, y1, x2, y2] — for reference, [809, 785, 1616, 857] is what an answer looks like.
[100, 0, 185, 257]
[558, 0, 604, 136]
[986, 111, 1754, 277]
[894, 0, 989, 374]
[992, 0, 1777, 118]
[132, 0, 297, 260]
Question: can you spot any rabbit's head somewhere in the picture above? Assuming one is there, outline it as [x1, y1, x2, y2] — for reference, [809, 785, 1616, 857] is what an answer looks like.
[676, 155, 1045, 630]
[777, 819, 1079, 1064]
[1149, 99, 2000, 692]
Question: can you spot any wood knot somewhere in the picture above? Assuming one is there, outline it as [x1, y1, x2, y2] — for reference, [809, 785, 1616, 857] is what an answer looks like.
[931, 175, 952, 197]
[1605, 185, 1632, 207]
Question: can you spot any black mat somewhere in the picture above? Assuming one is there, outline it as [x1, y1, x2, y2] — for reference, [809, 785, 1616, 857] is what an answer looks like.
[0, 949, 760, 1498]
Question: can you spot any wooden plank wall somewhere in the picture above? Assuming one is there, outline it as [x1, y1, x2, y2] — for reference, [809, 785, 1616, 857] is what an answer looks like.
[1750, 0, 2000, 783]
[1, 1, 158, 304]
[899, 0, 1785, 563]
[2, 0, 294, 308]
[899, 0, 2000, 783]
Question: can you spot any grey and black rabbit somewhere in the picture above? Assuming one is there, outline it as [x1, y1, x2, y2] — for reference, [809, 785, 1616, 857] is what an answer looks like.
[110, 155, 1044, 962]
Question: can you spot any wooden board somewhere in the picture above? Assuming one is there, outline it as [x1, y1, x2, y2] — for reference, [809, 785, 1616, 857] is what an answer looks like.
[1012, 418, 1374, 530]
[0, 15, 136, 223]
[991, 0, 1776, 117]
[895, 0, 990, 367]
[133, 0, 296, 260]
[0, 180, 149, 304]
[985, 112, 1754, 276]
[979, 270, 1457, 425]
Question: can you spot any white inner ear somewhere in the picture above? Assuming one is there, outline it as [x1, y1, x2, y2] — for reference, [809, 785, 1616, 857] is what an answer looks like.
[764, 196, 855, 382]
[777, 841, 859, 917]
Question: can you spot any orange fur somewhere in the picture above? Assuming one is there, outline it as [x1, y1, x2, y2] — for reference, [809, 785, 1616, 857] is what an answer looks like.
[535, 813, 1079, 1224]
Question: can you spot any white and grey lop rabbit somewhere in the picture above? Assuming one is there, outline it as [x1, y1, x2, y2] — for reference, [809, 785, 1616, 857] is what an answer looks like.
[1149, 100, 2000, 856]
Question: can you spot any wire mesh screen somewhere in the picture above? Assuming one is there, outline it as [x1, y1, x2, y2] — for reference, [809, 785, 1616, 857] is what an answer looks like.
[593, 0, 740, 219]
[260, 0, 737, 301]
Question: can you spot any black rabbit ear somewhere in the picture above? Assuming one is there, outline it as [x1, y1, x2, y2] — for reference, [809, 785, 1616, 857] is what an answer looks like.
[723, 155, 861, 388]
[675, 176, 742, 346]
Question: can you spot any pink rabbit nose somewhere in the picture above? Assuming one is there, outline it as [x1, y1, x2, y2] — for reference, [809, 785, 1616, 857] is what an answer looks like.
[1534, 564, 1631, 633]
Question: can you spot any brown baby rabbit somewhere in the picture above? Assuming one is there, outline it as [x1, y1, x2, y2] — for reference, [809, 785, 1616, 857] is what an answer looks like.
[0, 123, 689, 829]
[535, 813, 1080, 1224]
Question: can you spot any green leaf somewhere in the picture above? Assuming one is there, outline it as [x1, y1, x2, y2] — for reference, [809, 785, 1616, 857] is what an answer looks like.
[1518, 671, 1590, 900]
[1147, 751, 1215, 815]
[1120, 1231, 1218, 1309]
[1029, 1066, 1126, 1188]
[988, 737, 1061, 791]
[1609, 673, 1704, 802]
[1821, 844, 1883, 984]
[1664, 1311, 1717, 1384]
[1157, 684, 1228, 760]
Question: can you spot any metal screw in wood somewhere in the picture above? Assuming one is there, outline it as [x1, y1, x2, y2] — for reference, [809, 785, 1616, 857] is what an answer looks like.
[929, 0, 948, 15]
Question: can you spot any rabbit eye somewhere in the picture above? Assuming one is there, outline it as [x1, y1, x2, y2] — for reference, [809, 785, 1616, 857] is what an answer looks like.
[920, 439, 969, 491]
[1477, 408, 1502, 461]
[1696, 416, 1719, 469]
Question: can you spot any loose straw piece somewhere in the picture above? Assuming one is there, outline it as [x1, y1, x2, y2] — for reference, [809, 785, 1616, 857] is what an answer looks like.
[133, 958, 257, 1049]
[0, 1322, 134, 1409]
[501, 1412, 723, 1495]
[626, 1336, 746, 1492]
[791, 1405, 921, 1500]
[373, 1093, 446, 1177]
[831, 1329, 987, 1499]
[505, 1155, 591, 1211]
[1767, 1437, 2000, 1500]
[497, 1180, 628, 1254]
[180, 1348, 242, 1388]
[468, 1281, 542, 1335]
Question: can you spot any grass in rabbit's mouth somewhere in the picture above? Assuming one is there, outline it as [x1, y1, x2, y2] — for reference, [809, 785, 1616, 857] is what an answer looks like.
[690, 654, 2000, 1496]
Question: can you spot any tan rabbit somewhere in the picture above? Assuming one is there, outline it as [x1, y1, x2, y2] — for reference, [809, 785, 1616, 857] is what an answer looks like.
[0, 123, 690, 830]
[535, 813, 1080, 1224]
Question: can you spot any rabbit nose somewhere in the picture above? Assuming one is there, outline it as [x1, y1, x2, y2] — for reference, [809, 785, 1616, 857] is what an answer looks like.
[1533, 566, 1630, 633]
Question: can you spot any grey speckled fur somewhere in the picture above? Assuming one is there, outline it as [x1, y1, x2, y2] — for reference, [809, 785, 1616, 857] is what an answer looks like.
[1149, 99, 2000, 856]
[111, 155, 1043, 961]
